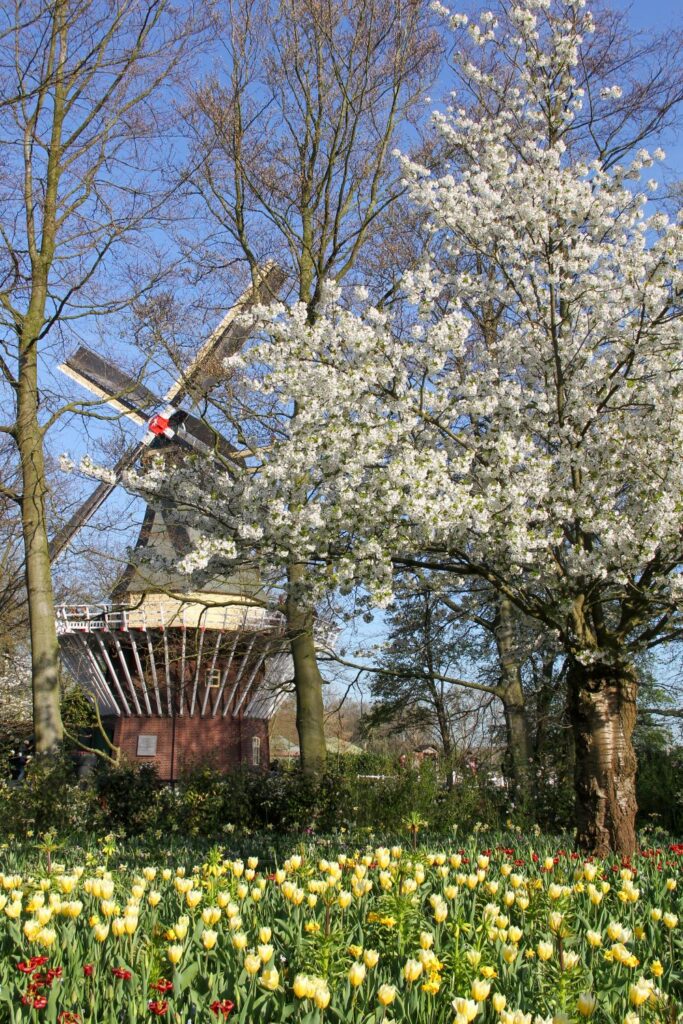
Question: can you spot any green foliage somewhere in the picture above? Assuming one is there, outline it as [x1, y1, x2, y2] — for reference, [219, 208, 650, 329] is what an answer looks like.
[0, 751, 103, 834]
[93, 761, 164, 834]
[636, 735, 683, 834]
[61, 684, 98, 729]
[0, 739, 677, 842]
[0, 752, 514, 841]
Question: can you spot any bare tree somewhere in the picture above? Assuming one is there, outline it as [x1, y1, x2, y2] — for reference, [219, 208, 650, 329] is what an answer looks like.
[178, 0, 441, 773]
[0, 0, 203, 752]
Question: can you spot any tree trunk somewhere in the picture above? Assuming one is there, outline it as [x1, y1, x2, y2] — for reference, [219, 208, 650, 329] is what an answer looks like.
[17, 319, 63, 753]
[494, 597, 532, 804]
[287, 563, 326, 776]
[568, 658, 638, 856]
[502, 697, 531, 806]
[430, 685, 453, 759]
[532, 655, 556, 761]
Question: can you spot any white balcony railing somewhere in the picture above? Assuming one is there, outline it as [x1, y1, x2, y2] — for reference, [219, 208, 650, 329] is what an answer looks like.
[55, 602, 285, 636]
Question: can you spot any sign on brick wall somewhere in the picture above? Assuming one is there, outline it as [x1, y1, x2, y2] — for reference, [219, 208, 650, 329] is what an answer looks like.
[137, 734, 158, 756]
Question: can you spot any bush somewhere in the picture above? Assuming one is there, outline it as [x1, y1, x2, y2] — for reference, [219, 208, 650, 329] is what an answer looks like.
[0, 751, 103, 835]
[93, 761, 164, 835]
[0, 751, 540, 842]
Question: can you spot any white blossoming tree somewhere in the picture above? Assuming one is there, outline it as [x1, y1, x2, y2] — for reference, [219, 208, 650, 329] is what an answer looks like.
[189, 0, 680, 854]
[124, 0, 683, 851]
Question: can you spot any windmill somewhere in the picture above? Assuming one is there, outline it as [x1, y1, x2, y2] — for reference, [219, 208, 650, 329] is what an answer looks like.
[55, 264, 291, 780]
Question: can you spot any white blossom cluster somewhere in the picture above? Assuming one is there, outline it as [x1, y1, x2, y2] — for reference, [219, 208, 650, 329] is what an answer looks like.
[132, 0, 682, 662]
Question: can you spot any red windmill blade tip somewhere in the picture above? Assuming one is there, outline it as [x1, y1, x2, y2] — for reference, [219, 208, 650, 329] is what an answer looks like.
[148, 414, 170, 436]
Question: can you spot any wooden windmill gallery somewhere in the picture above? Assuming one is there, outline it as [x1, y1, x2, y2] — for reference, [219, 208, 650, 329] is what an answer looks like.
[53, 266, 290, 781]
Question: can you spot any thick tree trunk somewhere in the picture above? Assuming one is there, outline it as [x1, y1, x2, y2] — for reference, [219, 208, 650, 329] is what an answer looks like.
[532, 656, 556, 761]
[17, 320, 63, 753]
[502, 697, 531, 805]
[287, 563, 326, 776]
[494, 597, 532, 804]
[433, 692, 453, 759]
[568, 658, 638, 856]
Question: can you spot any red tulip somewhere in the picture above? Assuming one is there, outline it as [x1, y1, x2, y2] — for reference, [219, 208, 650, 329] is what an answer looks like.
[148, 1000, 169, 1016]
[210, 999, 236, 1018]
[150, 978, 173, 993]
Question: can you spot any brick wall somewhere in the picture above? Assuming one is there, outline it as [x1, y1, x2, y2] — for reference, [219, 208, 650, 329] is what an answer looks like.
[113, 715, 270, 781]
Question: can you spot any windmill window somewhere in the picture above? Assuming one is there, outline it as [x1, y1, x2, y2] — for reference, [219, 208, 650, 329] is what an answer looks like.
[207, 668, 222, 688]
[252, 736, 261, 766]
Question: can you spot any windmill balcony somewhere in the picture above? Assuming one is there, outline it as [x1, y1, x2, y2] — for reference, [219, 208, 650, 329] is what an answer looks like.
[56, 599, 286, 636]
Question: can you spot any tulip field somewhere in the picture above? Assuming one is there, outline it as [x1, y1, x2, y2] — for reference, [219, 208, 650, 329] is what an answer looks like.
[0, 837, 681, 1024]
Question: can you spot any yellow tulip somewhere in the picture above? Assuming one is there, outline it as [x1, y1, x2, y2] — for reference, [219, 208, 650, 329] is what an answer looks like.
[257, 943, 273, 963]
[348, 962, 366, 987]
[560, 950, 580, 970]
[363, 948, 379, 968]
[452, 997, 478, 1022]
[260, 967, 279, 991]
[471, 979, 491, 1001]
[186, 889, 202, 908]
[313, 982, 330, 1009]
[502, 944, 519, 964]
[293, 974, 314, 999]
[36, 927, 56, 947]
[404, 958, 423, 982]
[24, 919, 41, 941]
[244, 953, 261, 975]
[629, 981, 653, 1007]
[377, 984, 396, 1006]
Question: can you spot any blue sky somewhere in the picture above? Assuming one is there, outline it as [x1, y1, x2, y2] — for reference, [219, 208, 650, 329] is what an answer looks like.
[621, 0, 681, 26]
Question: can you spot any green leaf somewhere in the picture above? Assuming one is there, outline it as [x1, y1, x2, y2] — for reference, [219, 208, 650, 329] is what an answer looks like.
[175, 960, 199, 994]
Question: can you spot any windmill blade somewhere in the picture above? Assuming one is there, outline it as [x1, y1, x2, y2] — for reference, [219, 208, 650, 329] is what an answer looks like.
[49, 440, 147, 561]
[165, 262, 288, 405]
[59, 346, 161, 425]
[52, 262, 287, 560]
[60, 347, 238, 462]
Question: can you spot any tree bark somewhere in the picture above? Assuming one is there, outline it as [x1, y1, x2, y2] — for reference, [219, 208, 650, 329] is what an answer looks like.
[13, 2, 67, 754]
[433, 691, 453, 759]
[287, 562, 326, 776]
[568, 658, 638, 856]
[494, 597, 532, 805]
[17, 317, 63, 752]
[502, 698, 531, 805]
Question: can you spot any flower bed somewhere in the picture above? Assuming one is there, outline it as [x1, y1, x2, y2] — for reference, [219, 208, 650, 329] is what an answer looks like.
[0, 839, 681, 1023]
